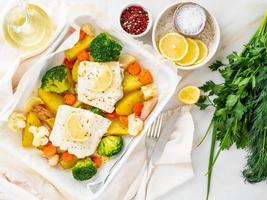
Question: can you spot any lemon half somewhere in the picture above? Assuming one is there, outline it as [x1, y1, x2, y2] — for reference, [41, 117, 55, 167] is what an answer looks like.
[90, 64, 113, 92]
[67, 114, 90, 142]
[159, 33, 188, 61]
[195, 40, 208, 64]
[178, 86, 200, 104]
[176, 38, 200, 66]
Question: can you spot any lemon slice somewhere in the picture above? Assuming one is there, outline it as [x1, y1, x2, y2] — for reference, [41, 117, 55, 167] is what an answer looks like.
[176, 38, 200, 66]
[67, 114, 90, 142]
[178, 86, 200, 104]
[159, 33, 188, 61]
[195, 40, 208, 64]
[24, 97, 44, 113]
[90, 64, 113, 92]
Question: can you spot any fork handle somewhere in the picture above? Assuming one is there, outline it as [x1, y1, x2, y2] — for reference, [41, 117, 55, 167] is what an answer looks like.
[135, 160, 155, 200]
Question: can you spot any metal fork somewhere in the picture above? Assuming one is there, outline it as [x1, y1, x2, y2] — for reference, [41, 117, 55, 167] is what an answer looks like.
[145, 106, 181, 158]
[134, 107, 181, 199]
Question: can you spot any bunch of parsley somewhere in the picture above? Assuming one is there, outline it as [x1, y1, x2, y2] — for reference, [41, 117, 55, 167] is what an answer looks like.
[197, 11, 267, 199]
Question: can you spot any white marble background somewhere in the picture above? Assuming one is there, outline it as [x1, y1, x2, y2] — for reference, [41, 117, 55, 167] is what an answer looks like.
[1, 0, 267, 199]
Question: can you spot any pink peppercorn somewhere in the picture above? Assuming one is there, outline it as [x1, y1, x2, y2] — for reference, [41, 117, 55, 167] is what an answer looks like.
[120, 6, 149, 35]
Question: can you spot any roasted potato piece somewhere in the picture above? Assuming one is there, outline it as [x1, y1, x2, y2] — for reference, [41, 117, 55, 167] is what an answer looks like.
[122, 73, 142, 93]
[106, 119, 128, 135]
[67, 69, 76, 94]
[38, 89, 64, 114]
[22, 112, 41, 147]
[119, 54, 136, 68]
[64, 35, 94, 61]
[46, 118, 55, 128]
[72, 60, 80, 82]
[116, 90, 144, 115]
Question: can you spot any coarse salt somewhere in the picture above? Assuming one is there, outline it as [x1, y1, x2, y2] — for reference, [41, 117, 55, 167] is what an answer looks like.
[175, 4, 206, 36]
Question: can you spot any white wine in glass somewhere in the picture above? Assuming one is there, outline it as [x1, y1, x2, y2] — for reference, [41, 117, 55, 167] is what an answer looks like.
[3, 1, 53, 51]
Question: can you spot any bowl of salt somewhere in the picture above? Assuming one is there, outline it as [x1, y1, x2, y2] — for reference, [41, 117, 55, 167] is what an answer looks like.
[174, 3, 207, 36]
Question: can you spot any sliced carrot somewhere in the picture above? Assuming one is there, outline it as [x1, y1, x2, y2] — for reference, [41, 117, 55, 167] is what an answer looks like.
[77, 50, 89, 61]
[62, 151, 76, 163]
[63, 58, 75, 69]
[91, 155, 103, 168]
[132, 102, 144, 117]
[119, 115, 128, 126]
[139, 69, 153, 85]
[79, 30, 87, 41]
[105, 111, 116, 120]
[128, 62, 141, 75]
[63, 93, 76, 105]
[42, 142, 57, 157]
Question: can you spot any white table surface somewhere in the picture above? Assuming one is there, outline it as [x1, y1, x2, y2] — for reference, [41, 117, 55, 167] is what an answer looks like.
[99, 0, 267, 200]
[1, 0, 267, 200]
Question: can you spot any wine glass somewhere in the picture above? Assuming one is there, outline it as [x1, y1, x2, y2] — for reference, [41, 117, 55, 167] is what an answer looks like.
[2, 0, 53, 51]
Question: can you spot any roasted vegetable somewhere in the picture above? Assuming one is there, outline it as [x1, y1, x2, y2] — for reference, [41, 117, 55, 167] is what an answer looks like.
[128, 62, 141, 75]
[72, 158, 97, 181]
[116, 90, 144, 115]
[65, 35, 94, 61]
[72, 60, 80, 82]
[22, 112, 41, 147]
[107, 119, 128, 135]
[81, 23, 95, 36]
[46, 118, 55, 128]
[122, 73, 142, 93]
[140, 97, 157, 120]
[97, 136, 123, 157]
[32, 105, 53, 122]
[59, 152, 78, 169]
[42, 142, 57, 157]
[119, 54, 136, 68]
[23, 97, 44, 114]
[141, 83, 158, 100]
[91, 155, 102, 168]
[128, 114, 144, 136]
[38, 89, 64, 114]
[90, 107, 103, 116]
[41, 65, 70, 94]
[90, 32, 122, 62]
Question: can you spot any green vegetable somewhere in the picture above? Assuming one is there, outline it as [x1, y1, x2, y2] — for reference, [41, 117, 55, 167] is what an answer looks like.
[97, 136, 123, 157]
[72, 158, 97, 181]
[196, 11, 267, 199]
[41, 65, 70, 93]
[90, 32, 122, 62]
[90, 107, 103, 116]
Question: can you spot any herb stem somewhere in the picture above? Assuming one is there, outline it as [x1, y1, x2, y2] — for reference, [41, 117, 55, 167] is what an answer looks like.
[197, 121, 213, 147]
[206, 127, 217, 200]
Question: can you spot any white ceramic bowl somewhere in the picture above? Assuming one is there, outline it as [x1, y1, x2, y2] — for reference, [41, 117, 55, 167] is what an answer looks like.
[118, 3, 153, 38]
[152, 2, 220, 70]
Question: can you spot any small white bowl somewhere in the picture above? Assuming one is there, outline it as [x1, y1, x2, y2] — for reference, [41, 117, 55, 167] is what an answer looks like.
[118, 3, 153, 38]
[152, 2, 220, 70]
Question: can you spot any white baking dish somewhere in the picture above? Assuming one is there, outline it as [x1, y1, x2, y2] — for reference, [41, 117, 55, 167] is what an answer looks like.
[0, 14, 179, 199]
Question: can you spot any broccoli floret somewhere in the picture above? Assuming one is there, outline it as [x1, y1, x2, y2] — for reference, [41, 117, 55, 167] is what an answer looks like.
[97, 136, 123, 157]
[72, 158, 97, 181]
[90, 32, 122, 62]
[41, 65, 70, 93]
[90, 107, 103, 116]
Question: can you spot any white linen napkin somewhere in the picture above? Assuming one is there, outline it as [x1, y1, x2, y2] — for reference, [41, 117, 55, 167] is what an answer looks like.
[123, 106, 194, 200]
[0, 148, 66, 200]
